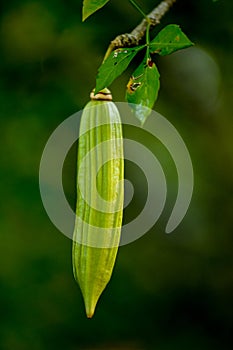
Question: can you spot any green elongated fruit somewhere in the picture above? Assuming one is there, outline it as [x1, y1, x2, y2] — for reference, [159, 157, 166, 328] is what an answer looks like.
[72, 88, 124, 318]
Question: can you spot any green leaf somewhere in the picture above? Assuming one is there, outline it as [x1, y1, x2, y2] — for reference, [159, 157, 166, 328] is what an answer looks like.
[149, 24, 194, 56]
[95, 46, 144, 93]
[126, 56, 160, 125]
[82, 0, 110, 21]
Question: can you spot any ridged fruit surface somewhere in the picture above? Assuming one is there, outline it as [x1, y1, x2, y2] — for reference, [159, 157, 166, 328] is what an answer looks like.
[73, 98, 124, 318]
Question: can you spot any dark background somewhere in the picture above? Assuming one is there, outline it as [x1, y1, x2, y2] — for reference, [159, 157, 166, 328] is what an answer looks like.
[0, 0, 233, 349]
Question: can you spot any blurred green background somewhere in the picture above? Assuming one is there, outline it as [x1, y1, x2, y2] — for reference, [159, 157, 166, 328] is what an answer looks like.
[0, 0, 233, 349]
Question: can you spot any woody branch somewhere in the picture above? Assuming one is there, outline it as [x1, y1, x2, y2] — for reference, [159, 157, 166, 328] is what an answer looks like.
[104, 0, 177, 60]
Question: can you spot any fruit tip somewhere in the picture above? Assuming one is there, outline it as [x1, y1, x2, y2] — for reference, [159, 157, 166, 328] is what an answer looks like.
[85, 307, 95, 319]
[84, 300, 97, 319]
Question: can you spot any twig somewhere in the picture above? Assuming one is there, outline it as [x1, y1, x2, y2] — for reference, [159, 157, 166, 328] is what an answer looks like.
[104, 0, 177, 61]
